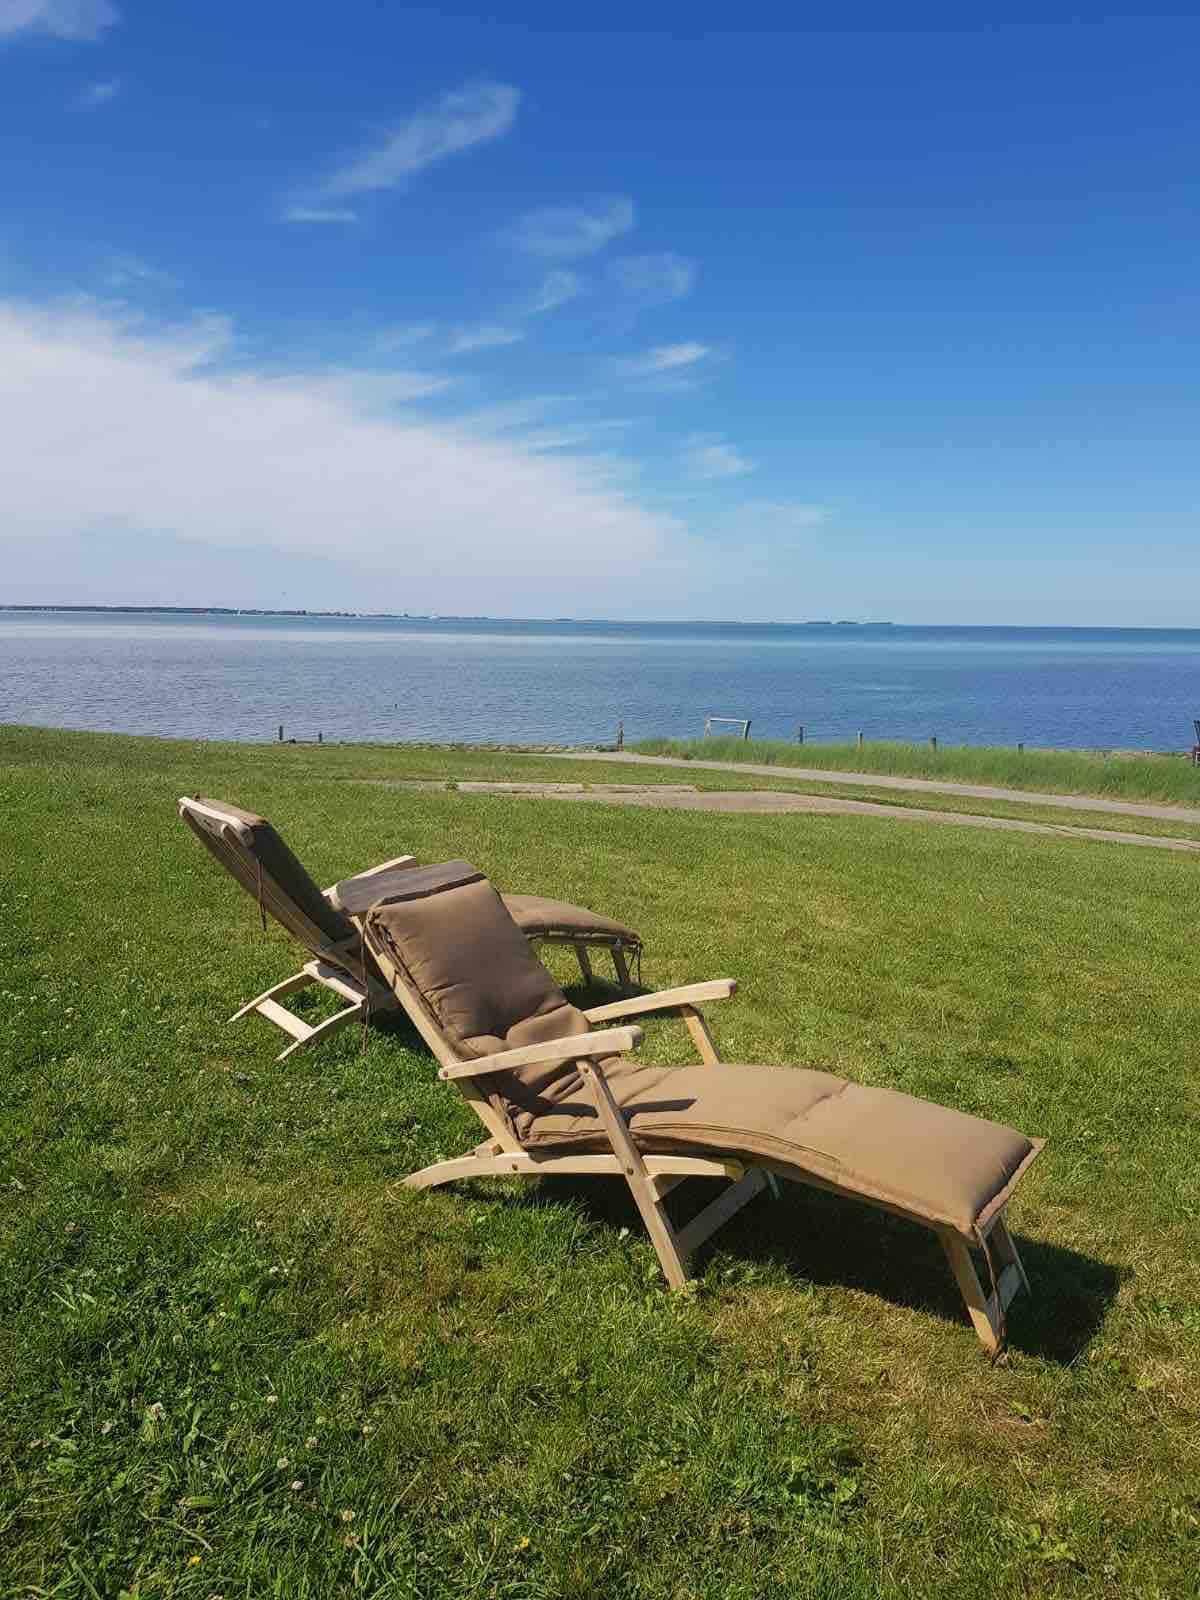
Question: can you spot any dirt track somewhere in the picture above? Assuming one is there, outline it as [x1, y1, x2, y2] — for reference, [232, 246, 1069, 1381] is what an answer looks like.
[440, 781, 1200, 853]
[537, 750, 1200, 824]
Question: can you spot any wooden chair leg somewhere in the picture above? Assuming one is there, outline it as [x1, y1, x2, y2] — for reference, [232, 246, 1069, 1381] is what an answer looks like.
[989, 1214, 1031, 1296]
[577, 1060, 691, 1288]
[275, 997, 367, 1061]
[612, 946, 632, 991]
[229, 968, 314, 1023]
[674, 1168, 767, 1258]
[573, 942, 595, 986]
[938, 1228, 1003, 1355]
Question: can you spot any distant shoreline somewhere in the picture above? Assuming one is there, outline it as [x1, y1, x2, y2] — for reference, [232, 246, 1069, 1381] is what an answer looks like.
[0, 604, 895, 625]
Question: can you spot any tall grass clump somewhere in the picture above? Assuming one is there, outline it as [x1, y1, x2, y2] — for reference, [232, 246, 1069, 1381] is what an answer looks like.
[632, 737, 1200, 805]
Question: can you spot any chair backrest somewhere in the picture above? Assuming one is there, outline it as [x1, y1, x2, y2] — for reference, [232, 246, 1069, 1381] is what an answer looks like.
[178, 795, 362, 971]
[364, 861, 590, 1112]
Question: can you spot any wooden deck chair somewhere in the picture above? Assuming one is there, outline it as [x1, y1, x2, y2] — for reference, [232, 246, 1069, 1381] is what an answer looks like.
[362, 861, 1045, 1355]
[178, 797, 644, 1060]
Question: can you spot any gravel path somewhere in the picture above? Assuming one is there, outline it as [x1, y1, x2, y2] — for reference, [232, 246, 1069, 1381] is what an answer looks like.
[535, 750, 1200, 824]
[371, 780, 1200, 853]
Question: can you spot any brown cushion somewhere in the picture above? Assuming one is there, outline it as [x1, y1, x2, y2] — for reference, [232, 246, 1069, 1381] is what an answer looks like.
[366, 874, 589, 1105]
[185, 796, 351, 949]
[330, 860, 481, 917]
[513, 1061, 1042, 1239]
[502, 894, 642, 949]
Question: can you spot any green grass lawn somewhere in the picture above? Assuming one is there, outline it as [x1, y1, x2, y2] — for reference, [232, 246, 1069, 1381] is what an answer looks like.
[633, 735, 1200, 807]
[2, 725, 1198, 1598]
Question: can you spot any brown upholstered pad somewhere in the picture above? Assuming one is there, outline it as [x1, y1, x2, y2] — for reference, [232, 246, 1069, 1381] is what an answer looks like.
[365, 864, 1042, 1239]
[501, 893, 642, 948]
[329, 866, 640, 953]
[366, 875, 592, 1105]
[184, 796, 352, 948]
[329, 860, 481, 917]
[512, 1062, 1041, 1239]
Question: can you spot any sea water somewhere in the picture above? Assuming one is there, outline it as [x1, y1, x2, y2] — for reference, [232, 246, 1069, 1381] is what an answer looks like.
[2, 612, 1199, 750]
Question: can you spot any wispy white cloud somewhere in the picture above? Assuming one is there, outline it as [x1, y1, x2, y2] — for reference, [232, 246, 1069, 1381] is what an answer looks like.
[293, 368, 455, 409]
[0, 0, 117, 40]
[619, 341, 710, 376]
[683, 432, 755, 480]
[318, 81, 519, 199]
[282, 205, 359, 225]
[528, 269, 583, 315]
[0, 296, 686, 609]
[102, 254, 173, 290]
[452, 396, 566, 434]
[81, 74, 121, 105]
[510, 197, 634, 259]
[374, 322, 437, 352]
[739, 499, 829, 529]
[519, 420, 631, 452]
[609, 253, 695, 307]
[447, 324, 523, 355]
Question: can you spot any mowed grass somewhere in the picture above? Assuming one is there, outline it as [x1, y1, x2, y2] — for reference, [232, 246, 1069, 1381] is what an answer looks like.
[1, 725, 1198, 1599]
[634, 735, 1200, 806]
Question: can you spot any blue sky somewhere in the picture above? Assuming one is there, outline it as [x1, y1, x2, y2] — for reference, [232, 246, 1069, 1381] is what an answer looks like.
[1, 2, 1198, 622]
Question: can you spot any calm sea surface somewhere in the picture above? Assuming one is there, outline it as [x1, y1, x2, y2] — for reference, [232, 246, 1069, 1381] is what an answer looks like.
[3, 613, 1200, 750]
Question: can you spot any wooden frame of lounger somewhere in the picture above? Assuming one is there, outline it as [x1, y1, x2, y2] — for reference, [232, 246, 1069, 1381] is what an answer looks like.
[366, 935, 1029, 1356]
[179, 796, 405, 1061]
[178, 797, 641, 1062]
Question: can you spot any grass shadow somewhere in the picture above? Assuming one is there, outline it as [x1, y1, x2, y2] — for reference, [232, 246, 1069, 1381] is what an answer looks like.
[516, 1172, 1123, 1364]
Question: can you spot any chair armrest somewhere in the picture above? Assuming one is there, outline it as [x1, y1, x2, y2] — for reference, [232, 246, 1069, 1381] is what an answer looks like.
[437, 1026, 643, 1081]
[583, 979, 737, 1024]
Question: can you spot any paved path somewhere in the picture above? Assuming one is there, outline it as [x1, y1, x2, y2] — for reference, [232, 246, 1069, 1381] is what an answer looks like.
[420, 781, 1200, 853]
[535, 750, 1200, 824]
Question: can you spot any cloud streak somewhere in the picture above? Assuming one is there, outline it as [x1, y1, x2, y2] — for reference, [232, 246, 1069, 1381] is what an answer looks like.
[528, 269, 583, 314]
[0, 0, 117, 39]
[282, 205, 359, 225]
[447, 324, 523, 355]
[319, 81, 519, 199]
[619, 341, 710, 375]
[0, 297, 684, 609]
[510, 198, 634, 259]
[609, 253, 695, 307]
[683, 432, 755, 479]
[81, 74, 121, 104]
[684, 432, 752, 480]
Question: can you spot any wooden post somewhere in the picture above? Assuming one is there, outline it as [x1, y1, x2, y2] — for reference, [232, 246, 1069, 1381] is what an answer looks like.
[796, 725, 804, 744]
[743, 720, 752, 741]
[278, 724, 283, 742]
[930, 735, 938, 752]
[317, 731, 322, 745]
[1018, 742, 1024, 754]
[857, 730, 863, 750]
[617, 720, 624, 749]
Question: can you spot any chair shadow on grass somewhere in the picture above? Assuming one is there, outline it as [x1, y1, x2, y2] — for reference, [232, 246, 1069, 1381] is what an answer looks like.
[513, 1172, 1123, 1365]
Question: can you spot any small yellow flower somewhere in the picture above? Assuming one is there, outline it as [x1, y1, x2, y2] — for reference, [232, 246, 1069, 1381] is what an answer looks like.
[340, 1508, 355, 1523]
[188, 1554, 202, 1565]
[514, 1536, 531, 1552]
